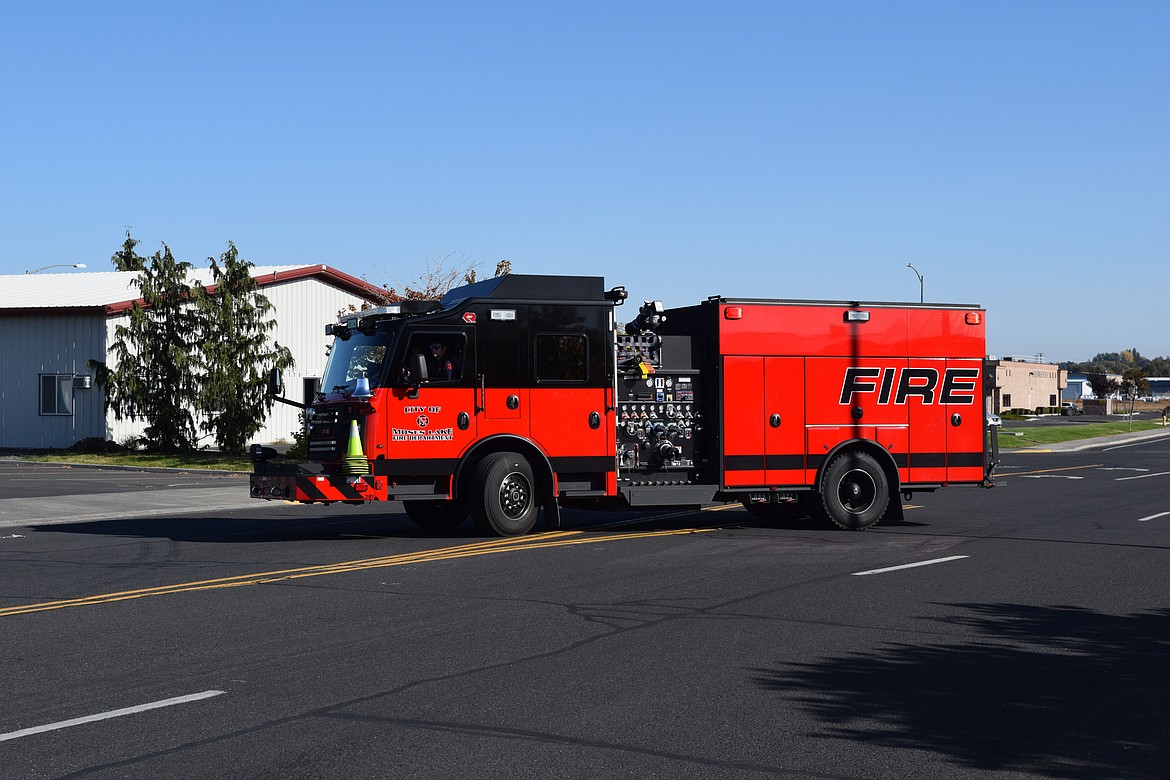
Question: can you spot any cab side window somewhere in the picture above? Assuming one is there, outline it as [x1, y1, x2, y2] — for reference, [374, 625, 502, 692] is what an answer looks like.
[405, 334, 465, 383]
[535, 334, 587, 382]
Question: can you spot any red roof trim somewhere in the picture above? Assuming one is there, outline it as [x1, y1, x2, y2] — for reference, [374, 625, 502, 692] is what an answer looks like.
[103, 265, 387, 314]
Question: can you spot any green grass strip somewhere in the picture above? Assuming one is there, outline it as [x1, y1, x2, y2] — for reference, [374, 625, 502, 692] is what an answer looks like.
[21, 452, 253, 471]
[998, 420, 1163, 448]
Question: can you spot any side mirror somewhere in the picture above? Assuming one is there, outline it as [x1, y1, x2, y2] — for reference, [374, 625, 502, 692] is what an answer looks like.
[410, 352, 429, 385]
[407, 352, 428, 399]
[268, 368, 283, 397]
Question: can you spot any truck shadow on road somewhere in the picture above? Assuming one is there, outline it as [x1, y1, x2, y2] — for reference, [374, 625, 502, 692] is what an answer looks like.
[754, 602, 1170, 778]
[27, 507, 756, 543]
[25, 512, 454, 543]
[27, 502, 930, 543]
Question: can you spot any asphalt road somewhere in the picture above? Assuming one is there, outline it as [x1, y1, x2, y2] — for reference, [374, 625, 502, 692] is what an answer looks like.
[1, 441, 1168, 780]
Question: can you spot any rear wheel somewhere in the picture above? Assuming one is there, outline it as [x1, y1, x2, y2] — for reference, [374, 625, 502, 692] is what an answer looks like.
[470, 452, 539, 536]
[819, 451, 889, 530]
[403, 500, 467, 532]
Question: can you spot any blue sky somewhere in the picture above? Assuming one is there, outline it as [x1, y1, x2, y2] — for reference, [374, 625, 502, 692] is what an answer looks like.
[2, 1, 1166, 363]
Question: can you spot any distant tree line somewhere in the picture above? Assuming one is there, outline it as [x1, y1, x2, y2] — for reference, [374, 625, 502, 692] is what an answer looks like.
[1060, 349, 1163, 404]
[89, 231, 293, 454]
[1061, 349, 1170, 377]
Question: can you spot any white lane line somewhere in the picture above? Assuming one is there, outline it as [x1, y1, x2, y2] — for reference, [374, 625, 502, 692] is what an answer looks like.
[1116, 472, 1170, 481]
[1099, 467, 1149, 472]
[852, 556, 969, 576]
[1105, 438, 1170, 452]
[1137, 512, 1170, 523]
[1020, 475, 1083, 480]
[0, 690, 225, 742]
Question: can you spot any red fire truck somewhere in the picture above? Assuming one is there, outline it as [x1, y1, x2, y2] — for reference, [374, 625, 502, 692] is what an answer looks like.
[251, 274, 995, 534]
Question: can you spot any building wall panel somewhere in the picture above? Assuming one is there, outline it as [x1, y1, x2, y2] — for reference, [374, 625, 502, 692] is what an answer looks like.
[105, 277, 378, 447]
[256, 278, 378, 443]
[0, 312, 108, 449]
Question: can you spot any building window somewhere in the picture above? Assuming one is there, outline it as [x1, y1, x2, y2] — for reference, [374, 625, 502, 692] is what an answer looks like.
[535, 334, 587, 382]
[1003, 394, 1012, 407]
[1049, 394, 1057, 406]
[40, 374, 75, 416]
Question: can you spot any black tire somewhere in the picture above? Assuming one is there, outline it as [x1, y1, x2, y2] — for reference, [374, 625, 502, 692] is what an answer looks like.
[470, 452, 539, 536]
[818, 451, 889, 531]
[403, 500, 467, 532]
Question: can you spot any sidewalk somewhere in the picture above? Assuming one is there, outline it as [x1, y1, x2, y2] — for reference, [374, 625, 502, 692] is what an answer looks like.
[0, 486, 261, 529]
[1013, 426, 1170, 453]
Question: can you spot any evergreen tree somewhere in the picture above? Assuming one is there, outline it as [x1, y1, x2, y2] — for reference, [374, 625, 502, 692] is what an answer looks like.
[193, 242, 294, 454]
[104, 244, 200, 451]
[111, 229, 146, 271]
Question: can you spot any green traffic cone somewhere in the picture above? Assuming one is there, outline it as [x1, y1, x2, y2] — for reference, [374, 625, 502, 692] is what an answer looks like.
[341, 419, 370, 475]
[346, 419, 365, 458]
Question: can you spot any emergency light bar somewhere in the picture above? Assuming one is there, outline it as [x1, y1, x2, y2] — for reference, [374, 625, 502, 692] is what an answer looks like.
[327, 300, 443, 334]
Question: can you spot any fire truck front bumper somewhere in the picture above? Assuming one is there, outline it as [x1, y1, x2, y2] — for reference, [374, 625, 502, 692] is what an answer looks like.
[250, 471, 389, 503]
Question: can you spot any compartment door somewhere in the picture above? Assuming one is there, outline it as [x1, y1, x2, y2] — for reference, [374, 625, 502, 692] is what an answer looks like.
[764, 357, 805, 484]
[722, 356, 765, 487]
[945, 358, 985, 483]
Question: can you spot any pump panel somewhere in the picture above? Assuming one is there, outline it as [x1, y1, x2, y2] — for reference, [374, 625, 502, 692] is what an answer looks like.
[616, 371, 703, 485]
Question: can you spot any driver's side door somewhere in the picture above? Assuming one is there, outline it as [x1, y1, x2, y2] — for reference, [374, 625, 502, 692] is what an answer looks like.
[383, 329, 477, 493]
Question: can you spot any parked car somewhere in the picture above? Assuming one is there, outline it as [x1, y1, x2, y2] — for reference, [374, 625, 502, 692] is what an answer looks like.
[1061, 403, 1082, 416]
[986, 413, 1002, 427]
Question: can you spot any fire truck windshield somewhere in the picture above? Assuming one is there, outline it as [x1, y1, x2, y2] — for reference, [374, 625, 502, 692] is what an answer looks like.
[321, 325, 397, 395]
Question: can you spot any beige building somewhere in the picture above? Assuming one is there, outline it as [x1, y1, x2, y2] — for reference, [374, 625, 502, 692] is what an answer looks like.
[986, 357, 1068, 414]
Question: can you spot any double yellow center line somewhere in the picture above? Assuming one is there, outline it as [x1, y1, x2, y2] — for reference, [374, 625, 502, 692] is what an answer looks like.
[1, 525, 717, 618]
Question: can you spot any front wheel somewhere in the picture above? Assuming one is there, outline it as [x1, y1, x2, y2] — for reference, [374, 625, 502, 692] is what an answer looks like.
[819, 451, 890, 530]
[470, 452, 539, 536]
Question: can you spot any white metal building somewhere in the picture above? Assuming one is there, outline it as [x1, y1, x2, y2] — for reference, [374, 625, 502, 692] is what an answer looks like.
[0, 265, 385, 450]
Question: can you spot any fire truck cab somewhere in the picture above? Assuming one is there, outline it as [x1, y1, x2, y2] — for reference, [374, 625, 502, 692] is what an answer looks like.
[251, 274, 994, 534]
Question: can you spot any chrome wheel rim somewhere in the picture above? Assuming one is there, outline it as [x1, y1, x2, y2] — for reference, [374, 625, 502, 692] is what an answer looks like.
[838, 468, 877, 514]
[499, 471, 531, 519]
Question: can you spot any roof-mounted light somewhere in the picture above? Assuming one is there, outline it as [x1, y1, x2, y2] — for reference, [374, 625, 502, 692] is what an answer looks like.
[354, 300, 442, 322]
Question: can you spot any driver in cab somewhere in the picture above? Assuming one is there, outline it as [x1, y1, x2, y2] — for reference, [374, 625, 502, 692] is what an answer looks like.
[427, 340, 459, 380]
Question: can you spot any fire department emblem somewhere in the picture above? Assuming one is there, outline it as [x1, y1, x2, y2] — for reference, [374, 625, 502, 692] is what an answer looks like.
[416, 414, 429, 428]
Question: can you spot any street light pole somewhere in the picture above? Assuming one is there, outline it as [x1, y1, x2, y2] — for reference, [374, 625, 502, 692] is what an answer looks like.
[24, 263, 87, 274]
[906, 263, 924, 303]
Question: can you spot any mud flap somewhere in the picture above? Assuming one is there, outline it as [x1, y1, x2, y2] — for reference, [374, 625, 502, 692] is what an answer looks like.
[543, 497, 562, 531]
[884, 495, 907, 526]
[985, 425, 999, 486]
